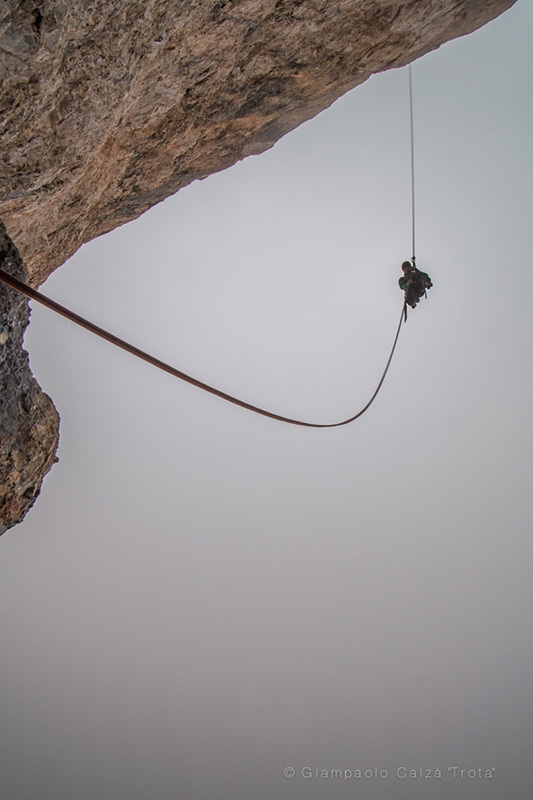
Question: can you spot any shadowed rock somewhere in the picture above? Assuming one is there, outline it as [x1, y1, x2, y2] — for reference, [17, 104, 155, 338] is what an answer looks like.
[0, 222, 59, 535]
[0, 0, 516, 286]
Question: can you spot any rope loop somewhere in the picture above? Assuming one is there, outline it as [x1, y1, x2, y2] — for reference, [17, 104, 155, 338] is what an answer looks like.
[0, 268, 405, 427]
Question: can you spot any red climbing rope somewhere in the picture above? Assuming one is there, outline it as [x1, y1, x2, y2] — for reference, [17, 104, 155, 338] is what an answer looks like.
[0, 268, 406, 427]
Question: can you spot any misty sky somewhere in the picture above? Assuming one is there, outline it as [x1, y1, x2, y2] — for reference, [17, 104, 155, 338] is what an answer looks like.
[1, 2, 532, 799]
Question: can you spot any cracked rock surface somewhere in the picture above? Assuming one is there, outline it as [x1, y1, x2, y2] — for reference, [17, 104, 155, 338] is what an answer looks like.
[1, 0, 515, 285]
[0, 0, 516, 532]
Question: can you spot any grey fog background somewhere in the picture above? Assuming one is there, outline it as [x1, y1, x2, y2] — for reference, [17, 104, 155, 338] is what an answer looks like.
[1, 2, 532, 798]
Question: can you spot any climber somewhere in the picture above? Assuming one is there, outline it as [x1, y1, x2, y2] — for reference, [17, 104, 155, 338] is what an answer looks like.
[399, 260, 432, 315]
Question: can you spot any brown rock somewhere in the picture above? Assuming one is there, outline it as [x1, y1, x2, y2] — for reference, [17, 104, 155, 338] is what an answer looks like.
[1, 0, 516, 286]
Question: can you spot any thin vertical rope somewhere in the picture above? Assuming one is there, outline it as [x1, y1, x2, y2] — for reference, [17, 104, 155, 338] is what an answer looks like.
[408, 63, 416, 265]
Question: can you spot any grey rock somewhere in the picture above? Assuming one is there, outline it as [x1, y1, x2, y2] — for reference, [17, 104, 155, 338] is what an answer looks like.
[0, 221, 59, 535]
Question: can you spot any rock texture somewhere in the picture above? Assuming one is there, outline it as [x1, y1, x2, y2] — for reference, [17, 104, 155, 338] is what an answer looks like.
[0, 222, 59, 534]
[1, 0, 516, 286]
[0, 0, 516, 533]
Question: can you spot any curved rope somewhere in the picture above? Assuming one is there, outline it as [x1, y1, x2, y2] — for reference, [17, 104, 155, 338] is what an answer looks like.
[0, 268, 405, 427]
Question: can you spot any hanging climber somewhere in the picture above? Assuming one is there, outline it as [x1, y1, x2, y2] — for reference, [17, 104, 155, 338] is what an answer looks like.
[399, 260, 432, 316]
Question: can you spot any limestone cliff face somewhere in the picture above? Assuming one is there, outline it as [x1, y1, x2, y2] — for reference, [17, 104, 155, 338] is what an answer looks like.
[1, 0, 515, 286]
[0, 0, 516, 533]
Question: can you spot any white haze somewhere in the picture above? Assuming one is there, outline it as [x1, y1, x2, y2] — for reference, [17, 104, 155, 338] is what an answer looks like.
[1, 3, 532, 799]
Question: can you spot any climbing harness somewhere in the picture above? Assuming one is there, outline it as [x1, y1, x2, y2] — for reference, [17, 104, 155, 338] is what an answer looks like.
[0, 66, 423, 427]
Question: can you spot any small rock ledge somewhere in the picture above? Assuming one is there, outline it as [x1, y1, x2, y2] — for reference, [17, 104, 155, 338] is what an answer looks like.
[0, 222, 59, 535]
